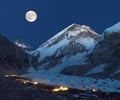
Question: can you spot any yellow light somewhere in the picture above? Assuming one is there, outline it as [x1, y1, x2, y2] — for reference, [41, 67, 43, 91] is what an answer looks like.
[23, 81, 27, 84]
[5, 74, 18, 77]
[16, 79, 28, 84]
[4, 75, 9, 77]
[32, 82, 38, 85]
[52, 86, 69, 92]
[52, 88, 60, 92]
[92, 89, 97, 92]
[60, 86, 68, 91]
[80, 88, 86, 91]
[11, 74, 18, 77]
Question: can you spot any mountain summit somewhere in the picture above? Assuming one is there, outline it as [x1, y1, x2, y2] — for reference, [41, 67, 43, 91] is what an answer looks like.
[14, 40, 33, 51]
[34, 24, 100, 73]
[24, 22, 120, 93]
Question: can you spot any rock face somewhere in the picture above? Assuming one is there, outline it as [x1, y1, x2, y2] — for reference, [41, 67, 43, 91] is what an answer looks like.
[0, 35, 29, 75]
[27, 51, 40, 67]
[14, 40, 40, 67]
[34, 24, 100, 73]
[61, 22, 120, 80]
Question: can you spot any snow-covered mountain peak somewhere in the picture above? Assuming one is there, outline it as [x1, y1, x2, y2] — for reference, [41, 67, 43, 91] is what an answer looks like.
[81, 25, 98, 34]
[102, 21, 120, 40]
[104, 21, 120, 33]
[14, 40, 27, 48]
[34, 24, 101, 72]
[22, 22, 120, 94]
[66, 24, 87, 33]
[66, 24, 98, 35]
[40, 24, 100, 48]
[14, 40, 33, 50]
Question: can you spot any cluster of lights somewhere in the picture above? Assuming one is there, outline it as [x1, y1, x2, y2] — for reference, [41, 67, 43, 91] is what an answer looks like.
[79, 87, 100, 93]
[4, 74, 38, 85]
[4, 74, 100, 93]
[52, 86, 69, 92]
[16, 78, 38, 85]
[92, 89, 100, 92]
[5, 74, 18, 77]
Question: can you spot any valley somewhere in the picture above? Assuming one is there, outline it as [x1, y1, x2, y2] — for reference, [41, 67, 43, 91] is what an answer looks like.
[0, 75, 119, 100]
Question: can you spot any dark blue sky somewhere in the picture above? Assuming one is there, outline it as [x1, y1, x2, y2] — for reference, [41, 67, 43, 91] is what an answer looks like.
[0, 0, 120, 48]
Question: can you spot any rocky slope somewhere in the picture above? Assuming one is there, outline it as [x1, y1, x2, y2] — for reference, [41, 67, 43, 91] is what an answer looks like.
[61, 22, 120, 80]
[0, 35, 29, 75]
[1, 76, 119, 100]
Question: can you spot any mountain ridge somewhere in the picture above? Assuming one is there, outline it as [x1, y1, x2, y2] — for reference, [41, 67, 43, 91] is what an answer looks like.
[0, 35, 29, 75]
[23, 22, 120, 93]
[0, 22, 120, 93]
[34, 23, 101, 72]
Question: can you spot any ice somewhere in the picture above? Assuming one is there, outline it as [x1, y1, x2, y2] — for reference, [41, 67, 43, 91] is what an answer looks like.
[36, 23, 98, 62]
[77, 36, 96, 49]
[39, 24, 76, 48]
[114, 69, 120, 75]
[23, 69, 120, 93]
[47, 52, 87, 74]
[85, 63, 108, 75]
[37, 36, 70, 61]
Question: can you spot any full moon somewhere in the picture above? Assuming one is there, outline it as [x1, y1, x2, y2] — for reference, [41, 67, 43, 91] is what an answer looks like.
[25, 11, 37, 22]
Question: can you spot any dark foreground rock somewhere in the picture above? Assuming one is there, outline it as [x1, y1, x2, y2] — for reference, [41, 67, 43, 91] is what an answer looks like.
[0, 35, 29, 75]
[0, 76, 120, 100]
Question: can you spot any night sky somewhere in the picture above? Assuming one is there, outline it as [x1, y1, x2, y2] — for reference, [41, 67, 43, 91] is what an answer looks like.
[0, 0, 120, 48]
